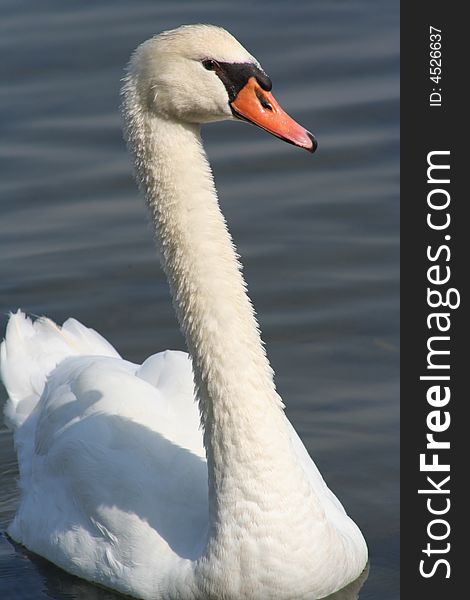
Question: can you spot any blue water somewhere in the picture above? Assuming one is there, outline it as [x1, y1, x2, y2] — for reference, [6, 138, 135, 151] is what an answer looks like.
[0, 1, 399, 598]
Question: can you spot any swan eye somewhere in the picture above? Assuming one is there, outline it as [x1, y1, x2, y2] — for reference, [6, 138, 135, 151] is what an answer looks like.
[202, 59, 217, 71]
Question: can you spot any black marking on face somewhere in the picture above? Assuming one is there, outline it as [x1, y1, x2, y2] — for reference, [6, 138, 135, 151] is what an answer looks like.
[202, 59, 272, 102]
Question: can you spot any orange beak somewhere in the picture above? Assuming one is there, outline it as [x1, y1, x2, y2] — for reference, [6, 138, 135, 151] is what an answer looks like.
[230, 77, 317, 153]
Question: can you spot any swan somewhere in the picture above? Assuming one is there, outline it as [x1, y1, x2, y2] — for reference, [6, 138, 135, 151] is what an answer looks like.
[0, 25, 368, 600]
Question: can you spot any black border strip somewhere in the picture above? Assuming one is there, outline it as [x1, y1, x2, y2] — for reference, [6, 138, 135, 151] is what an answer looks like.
[401, 3, 465, 597]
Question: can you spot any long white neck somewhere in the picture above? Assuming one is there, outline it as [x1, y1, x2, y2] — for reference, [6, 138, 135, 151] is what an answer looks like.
[143, 119, 281, 428]
[122, 84, 332, 595]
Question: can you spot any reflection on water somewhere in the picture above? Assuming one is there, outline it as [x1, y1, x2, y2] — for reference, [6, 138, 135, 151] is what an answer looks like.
[324, 565, 370, 600]
[0, 0, 398, 598]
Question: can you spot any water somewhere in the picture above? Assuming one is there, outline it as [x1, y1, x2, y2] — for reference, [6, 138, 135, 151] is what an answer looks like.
[0, 0, 399, 598]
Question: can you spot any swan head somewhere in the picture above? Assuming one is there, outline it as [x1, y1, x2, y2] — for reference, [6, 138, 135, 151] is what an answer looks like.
[124, 24, 316, 152]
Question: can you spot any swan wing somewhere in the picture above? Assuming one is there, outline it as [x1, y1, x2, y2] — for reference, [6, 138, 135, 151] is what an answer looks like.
[1, 312, 207, 598]
[1, 310, 120, 428]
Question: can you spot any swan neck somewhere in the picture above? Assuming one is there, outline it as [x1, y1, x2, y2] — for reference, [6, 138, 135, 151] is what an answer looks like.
[122, 90, 312, 572]
[119, 70, 367, 600]
[122, 102, 282, 427]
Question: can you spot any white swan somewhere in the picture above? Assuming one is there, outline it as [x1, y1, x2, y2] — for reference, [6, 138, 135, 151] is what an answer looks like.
[1, 25, 367, 600]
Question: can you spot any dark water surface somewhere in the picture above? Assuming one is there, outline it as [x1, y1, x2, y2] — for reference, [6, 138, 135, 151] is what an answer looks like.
[0, 0, 399, 598]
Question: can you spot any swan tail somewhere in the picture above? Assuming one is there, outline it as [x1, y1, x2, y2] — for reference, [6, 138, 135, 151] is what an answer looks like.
[1, 310, 121, 430]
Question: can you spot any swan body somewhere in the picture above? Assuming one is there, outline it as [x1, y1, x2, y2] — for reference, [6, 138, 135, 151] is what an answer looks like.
[1, 25, 367, 600]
